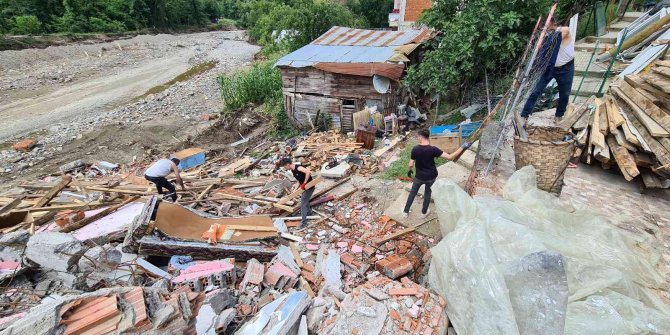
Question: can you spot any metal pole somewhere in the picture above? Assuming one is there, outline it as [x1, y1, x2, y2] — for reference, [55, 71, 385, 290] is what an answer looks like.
[573, 39, 600, 102]
[597, 27, 628, 96]
[512, 3, 558, 140]
[482, 10, 556, 176]
[485, 72, 493, 114]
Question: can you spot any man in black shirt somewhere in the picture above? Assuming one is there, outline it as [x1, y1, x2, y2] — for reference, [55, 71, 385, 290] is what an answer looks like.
[403, 129, 472, 218]
[279, 158, 315, 228]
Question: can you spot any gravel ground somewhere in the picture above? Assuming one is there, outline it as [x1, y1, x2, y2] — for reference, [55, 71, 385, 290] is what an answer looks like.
[0, 30, 260, 183]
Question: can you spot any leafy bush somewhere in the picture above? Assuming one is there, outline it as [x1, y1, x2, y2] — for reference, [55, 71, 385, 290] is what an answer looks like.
[251, 0, 364, 51]
[346, 0, 393, 28]
[11, 15, 42, 34]
[405, 0, 553, 96]
[218, 60, 283, 112]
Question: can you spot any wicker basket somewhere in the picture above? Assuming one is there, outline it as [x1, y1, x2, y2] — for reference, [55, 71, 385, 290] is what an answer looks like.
[514, 126, 576, 195]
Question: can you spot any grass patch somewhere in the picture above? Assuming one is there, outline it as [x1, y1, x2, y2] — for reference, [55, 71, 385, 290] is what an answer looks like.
[218, 60, 282, 113]
[135, 61, 218, 101]
[382, 139, 448, 180]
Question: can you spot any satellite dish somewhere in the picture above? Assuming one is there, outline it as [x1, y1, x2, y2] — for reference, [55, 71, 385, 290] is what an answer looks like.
[373, 75, 391, 94]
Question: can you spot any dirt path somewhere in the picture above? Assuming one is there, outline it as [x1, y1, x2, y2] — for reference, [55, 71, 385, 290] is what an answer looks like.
[0, 30, 260, 185]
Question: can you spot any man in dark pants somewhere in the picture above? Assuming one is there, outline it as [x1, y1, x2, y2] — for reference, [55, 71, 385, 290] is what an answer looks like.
[144, 155, 185, 201]
[279, 158, 315, 228]
[403, 129, 471, 218]
[521, 17, 574, 124]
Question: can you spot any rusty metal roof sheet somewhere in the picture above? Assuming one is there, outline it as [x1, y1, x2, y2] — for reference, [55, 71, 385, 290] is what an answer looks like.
[275, 26, 431, 68]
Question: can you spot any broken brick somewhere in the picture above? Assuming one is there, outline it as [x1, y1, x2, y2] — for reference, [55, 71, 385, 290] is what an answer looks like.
[375, 255, 413, 279]
[389, 287, 419, 296]
[11, 139, 36, 152]
[389, 309, 401, 321]
[55, 210, 85, 227]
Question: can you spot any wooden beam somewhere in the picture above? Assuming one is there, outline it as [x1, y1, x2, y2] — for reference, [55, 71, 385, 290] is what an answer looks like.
[33, 176, 72, 208]
[590, 98, 607, 150]
[224, 225, 277, 232]
[277, 177, 322, 205]
[188, 194, 295, 212]
[599, 99, 609, 135]
[372, 218, 435, 246]
[612, 128, 637, 152]
[605, 95, 625, 133]
[612, 86, 670, 137]
[606, 135, 640, 181]
[642, 73, 670, 94]
[310, 177, 350, 201]
[60, 196, 141, 233]
[619, 81, 670, 133]
[624, 107, 670, 175]
[559, 95, 595, 130]
[625, 74, 670, 102]
[0, 197, 23, 216]
[11, 202, 106, 213]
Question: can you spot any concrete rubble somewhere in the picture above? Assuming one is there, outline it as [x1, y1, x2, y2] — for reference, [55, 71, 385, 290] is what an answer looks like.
[0, 110, 667, 335]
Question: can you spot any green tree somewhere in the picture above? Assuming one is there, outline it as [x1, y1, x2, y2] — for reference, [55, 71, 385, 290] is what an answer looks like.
[12, 15, 42, 34]
[404, 0, 552, 96]
[346, 0, 393, 28]
[253, 0, 364, 51]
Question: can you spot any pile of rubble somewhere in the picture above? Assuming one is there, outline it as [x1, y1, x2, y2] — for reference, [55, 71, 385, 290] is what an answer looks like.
[0, 128, 455, 334]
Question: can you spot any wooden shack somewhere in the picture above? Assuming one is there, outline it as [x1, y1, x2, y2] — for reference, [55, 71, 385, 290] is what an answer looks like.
[275, 26, 431, 133]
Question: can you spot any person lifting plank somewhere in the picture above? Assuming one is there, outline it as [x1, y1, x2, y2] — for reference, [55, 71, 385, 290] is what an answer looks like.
[402, 129, 472, 218]
[278, 157, 315, 228]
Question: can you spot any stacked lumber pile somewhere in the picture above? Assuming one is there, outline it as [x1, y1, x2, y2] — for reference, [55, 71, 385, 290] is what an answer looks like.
[293, 130, 380, 175]
[560, 59, 670, 189]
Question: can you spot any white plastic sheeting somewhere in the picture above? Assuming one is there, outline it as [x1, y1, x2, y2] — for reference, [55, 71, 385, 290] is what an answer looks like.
[428, 166, 670, 335]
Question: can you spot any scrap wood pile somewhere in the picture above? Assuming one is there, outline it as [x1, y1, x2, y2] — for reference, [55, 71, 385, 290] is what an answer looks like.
[0, 128, 459, 334]
[559, 59, 670, 188]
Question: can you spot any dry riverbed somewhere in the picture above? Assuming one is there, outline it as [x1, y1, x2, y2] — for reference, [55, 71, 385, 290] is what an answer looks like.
[0, 30, 260, 185]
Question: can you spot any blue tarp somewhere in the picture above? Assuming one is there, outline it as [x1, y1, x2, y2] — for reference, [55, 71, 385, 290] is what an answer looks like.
[430, 122, 482, 138]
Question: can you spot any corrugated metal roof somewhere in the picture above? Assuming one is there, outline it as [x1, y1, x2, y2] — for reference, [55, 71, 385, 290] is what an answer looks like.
[275, 26, 431, 68]
[313, 26, 430, 46]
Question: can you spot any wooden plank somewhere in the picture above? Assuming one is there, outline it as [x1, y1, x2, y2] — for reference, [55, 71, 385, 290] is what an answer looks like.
[372, 218, 435, 246]
[0, 197, 23, 216]
[11, 202, 106, 213]
[218, 158, 251, 178]
[634, 152, 654, 167]
[60, 197, 141, 233]
[606, 135, 640, 181]
[310, 177, 350, 201]
[289, 242, 304, 268]
[189, 184, 215, 208]
[643, 73, 670, 95]
[605, 95, 625, 132]
[652, 65, 670, 79]
[196, 194, 295, 212]
[599, 99, 609, 135]
[655, 60, 670, 68]
[224, 225, 277, 232]
[33, 176, 72, 208]
[624, 107, 670, 175]
[612, 86, 670, 137]
[619, 81, 670, 133]
[612, 128, 637, 152]
[590, 98, 607, 150]
[641, 170, 664, 188]
[616, 100, 646, 149]
[277, 177, 322, 205]
[594, 140, 611, 163]
[625, 74, 670, 100]
[559, 95, 595, 130]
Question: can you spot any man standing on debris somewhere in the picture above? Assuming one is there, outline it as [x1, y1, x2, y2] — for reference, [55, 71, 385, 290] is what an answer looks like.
[279, 158, 314, 228]
[521, 17, 574, 124]
[403, 129, 471, 219]
[144, 155, 185, 202]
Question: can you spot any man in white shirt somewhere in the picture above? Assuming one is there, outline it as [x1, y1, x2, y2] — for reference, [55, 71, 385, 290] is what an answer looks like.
[521, 17, 575, 124]
[144, 155, 185, 201]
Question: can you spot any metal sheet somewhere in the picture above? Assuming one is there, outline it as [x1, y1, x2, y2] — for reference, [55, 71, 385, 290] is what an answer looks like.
[276, 26, 431, 68]
[619, 29, 670, 77]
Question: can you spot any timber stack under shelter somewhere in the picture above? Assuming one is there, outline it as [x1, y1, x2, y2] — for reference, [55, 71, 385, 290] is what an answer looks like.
[275, 26, 432, 133]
